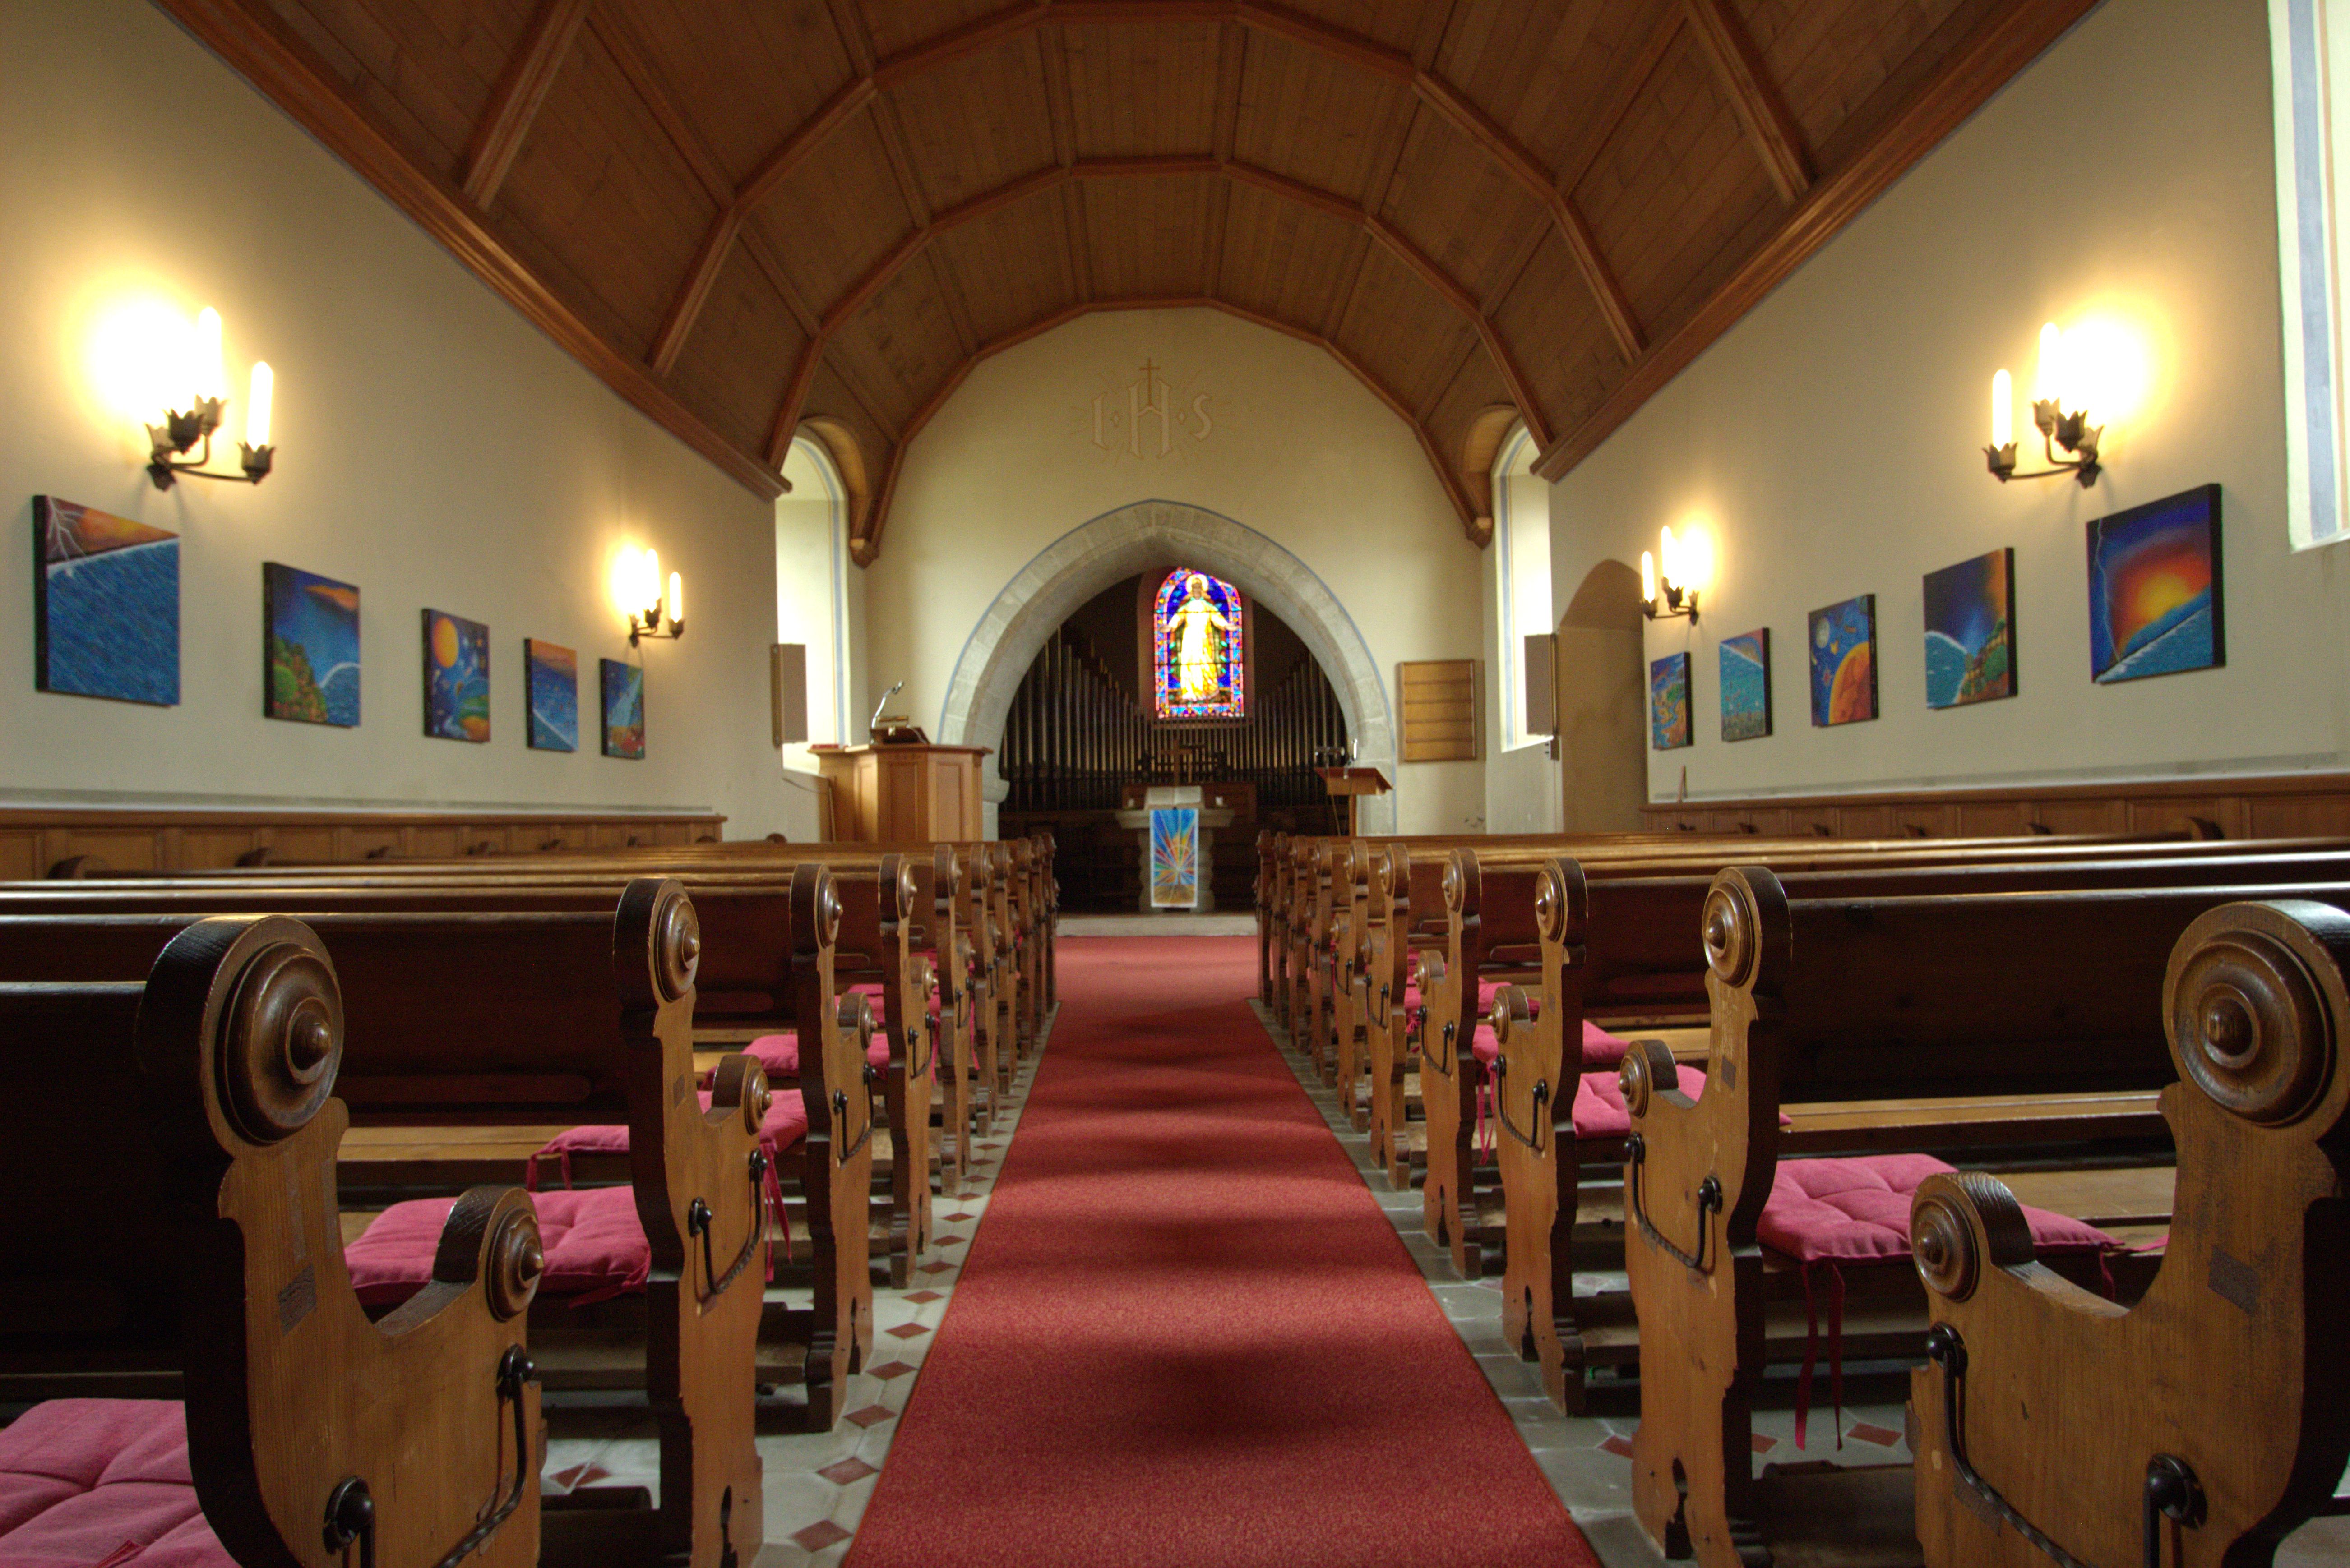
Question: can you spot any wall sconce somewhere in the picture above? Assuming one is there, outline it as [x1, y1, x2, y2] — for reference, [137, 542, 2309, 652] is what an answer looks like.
[1640, 525, 1705, 622]
[1985, 323, 2100, 487]
[147, 308, 274, 490]
[626, 547, 684, 646]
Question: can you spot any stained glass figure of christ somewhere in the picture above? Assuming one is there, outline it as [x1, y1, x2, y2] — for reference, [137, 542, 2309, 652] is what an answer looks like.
[1153, 569, 1244, 719]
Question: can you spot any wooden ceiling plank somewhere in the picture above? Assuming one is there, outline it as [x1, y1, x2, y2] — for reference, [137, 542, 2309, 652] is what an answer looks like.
[458, 0, 590, 207]
[649, 208, 744, 375]
[922, 248, 982, 357]
[1682, 0, 1812, 203]
[1559, 5, 1686, 195]
[740, 229, 823, 336]
[823, 0, 879, 73]
[1061, 183, 1096, 300]
[1203, 20, 1246, 288]
[1420, 329, 1484, 421]
[1324, 231, 1372, 339]
[872, 1, 1050, 89]
[588, 6, 732, 202]
[1041, 19, 1080, 165]
[736, 76, 878, 209]
[1531, 0, 2100, 481]
[764, 338, 825, 466]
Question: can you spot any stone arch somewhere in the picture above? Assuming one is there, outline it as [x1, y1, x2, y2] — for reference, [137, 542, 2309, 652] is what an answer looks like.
[938, 499, 1398, 832]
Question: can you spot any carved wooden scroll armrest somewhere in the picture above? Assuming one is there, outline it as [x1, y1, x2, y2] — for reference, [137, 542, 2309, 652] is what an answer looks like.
[1620, 1038, 1718, 1273]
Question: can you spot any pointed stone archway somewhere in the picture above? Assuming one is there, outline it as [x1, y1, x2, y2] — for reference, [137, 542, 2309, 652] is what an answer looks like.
[937, 498, 1397, 832]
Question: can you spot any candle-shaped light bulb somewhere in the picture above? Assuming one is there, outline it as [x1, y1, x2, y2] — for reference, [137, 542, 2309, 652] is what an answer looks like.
[193, 307, 225, 401]
[667, 571, 682, 626]
[1659, 525, 1679, 588]
[1640, 549, 1656, 604]
[2037, 322, 2066, 407]
[643, 548, 661, 617]
[1990, 368, 2012, 449]
[245, 361, 273, 447]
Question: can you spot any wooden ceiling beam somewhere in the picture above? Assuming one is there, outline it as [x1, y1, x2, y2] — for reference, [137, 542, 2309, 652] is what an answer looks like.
[1202, 21, 1246, 292]
[1682, 0, 1810, 204]
[858, 295, 1479, 562]
[1531, 0, 2101, 482]
[458, 0, 591, 207]
[157, 0, 785, 498]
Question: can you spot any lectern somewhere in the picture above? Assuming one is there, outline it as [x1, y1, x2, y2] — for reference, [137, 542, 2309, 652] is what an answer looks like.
[814, 744, 990, 841]
[1315, 766, 1392, 835]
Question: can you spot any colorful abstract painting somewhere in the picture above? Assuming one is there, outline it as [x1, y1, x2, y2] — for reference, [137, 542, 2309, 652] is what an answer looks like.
[422, 609, 490, 742]
[526, 640, 578, 752]
[1649, 651, 1691, 750]
[1923, 549, 2016, 709]
[264, 563, 360, 727]
[601, 657, 644, 759]
[1152, 567, 1245, 719]
[1719, 630, 1771, 741]
[1808, 594, 1878, 727]
[2088, 484, 2224, 683]
[34, 496, 178, 706]
[1150, 806, 1200, 908]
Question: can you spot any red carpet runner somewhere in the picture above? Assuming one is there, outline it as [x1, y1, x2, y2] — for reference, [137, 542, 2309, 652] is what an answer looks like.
[845, 935, 1600, 1568]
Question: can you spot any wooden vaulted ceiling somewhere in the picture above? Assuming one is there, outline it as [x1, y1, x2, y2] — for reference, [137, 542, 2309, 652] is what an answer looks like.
[163, 0, 2096, 562]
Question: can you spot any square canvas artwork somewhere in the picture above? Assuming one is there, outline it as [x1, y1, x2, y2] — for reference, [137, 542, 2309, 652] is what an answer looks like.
[1718, 629, 1771, 741]
[1808, 594, 1878, 727]
[33, 496, 178, 706]
[1923, 548, 2016, 709]
[264, 563, 361, 727]
[601, 658, 644, 759]
[2088, 484, 2224, 683]
[1649, 651, 1691, 750]
[526, 639, 578, 752]
[422, 609, 490, 742]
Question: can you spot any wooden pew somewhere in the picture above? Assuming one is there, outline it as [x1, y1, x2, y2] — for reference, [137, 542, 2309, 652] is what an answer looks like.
[0, 881, 774, 1563]
[1490, 842, 2350, 1413]
[1621, 869, 2350, 1568]
[1908, 899, 2350, 1568]
[0, 914, 545, 1568]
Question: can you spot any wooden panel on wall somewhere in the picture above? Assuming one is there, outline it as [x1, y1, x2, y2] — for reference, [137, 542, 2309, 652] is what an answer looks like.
[1397, 659, 1481, 763]
[0, 808, 725, 878]
[1639, 773, 2350, 842]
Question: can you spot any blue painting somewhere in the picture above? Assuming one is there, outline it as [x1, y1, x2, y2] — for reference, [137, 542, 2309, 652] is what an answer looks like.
[1150, 806, 1199, 908]
[1719, 629, 1771, 741]
[1923, 549, 2015, 710]
[601, 658, 644, 759]
[34, 497, 178, 706]
[2088, 484, 2224, 683]
[1649, 652, 1691, 750]
[1808, 594, 1877, 727]
[423, 609, 490, 742]
[264, 562, 360, 727]
[526, 639, 578, 752]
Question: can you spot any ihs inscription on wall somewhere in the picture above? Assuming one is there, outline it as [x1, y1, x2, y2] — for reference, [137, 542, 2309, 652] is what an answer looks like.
[1075, 360, 1214, 463]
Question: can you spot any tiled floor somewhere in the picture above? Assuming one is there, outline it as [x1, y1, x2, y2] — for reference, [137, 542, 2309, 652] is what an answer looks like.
[532, 1014, 1056, 1568]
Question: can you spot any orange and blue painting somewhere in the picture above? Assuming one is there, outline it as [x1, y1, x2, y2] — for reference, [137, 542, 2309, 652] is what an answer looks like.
[35, 496, 178, 707]
[423, 609, 490, 742]
[265, 563, 360, 727]
[1719, 629, 1771, 741]
[601, 658, 644, 759]
[1150, 806, 1200, 908]
[1649, 652, 1691, 750]
[1809, 594, 1877, 727]
[2088, 484, 2223, 683]
[1923, 549, 2015, 710]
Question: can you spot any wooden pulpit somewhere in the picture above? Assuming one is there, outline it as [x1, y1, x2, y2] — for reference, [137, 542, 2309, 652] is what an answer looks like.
[1315, 766, 1392, 835]
[815, 744, 990, 841]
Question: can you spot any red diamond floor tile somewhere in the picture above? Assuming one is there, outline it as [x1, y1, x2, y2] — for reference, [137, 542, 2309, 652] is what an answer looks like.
[903, 1290, 944, 1303]
[1601, 1435, 1636, 1458]
[791, 1520, 853, 1552]
[845, 1406, 895, 1430]
[1847, 1422, 1903, 1448]
[1752, 1434, 1778, 1454]
[868, 1361, 917, 1381]
[916, 1262, 955, 1276]
[818, 1457, 879, 1485]
[886, 1324, 930, 1340]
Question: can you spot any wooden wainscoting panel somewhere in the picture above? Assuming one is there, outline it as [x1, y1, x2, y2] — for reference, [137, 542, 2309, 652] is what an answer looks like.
[1642, 773, 2350, 843]
[0, 807, 725, 877]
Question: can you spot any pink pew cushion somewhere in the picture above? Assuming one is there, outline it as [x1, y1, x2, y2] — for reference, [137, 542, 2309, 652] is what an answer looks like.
[1757, 1154, 2114, 1265]
[1475, 1020, 1623, 1066]
[346, 1185, 651, 1308]
[701, 1029, 889, 1086]
[0, 1401, 231, 1568]
[524, 1088, 811, 1189]
[1571, 1061, 1712, 1139]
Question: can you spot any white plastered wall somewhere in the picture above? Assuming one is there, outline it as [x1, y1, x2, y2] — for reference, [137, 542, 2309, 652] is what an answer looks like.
[1549, 0, 2350, 807]
[0, 0, 788, 834]
[862, 307, 1488, 834]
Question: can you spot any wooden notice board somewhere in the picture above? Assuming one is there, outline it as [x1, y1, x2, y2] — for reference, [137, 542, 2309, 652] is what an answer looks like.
[1397, 659, 1481, 762]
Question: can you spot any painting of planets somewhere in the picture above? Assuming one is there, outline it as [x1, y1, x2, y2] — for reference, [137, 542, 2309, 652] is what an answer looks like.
[2088, 484, 2224, 683]
[1923, 548, 2016, 710]
[264, 563, 360, 727]
[34, 496, 178, 707]
[1808, 594, 1878, 727]
[525, 639, 578, 752]
[601, 657, 644, 760]
[422, 609, 490, 742]
[1649, 651, 1691, 750]
[1719, 629, 1771, 741]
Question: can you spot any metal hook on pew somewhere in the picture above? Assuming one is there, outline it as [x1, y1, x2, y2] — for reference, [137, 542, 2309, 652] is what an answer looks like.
[1623, 1135, 1721, 1273]
[324, 1345, 541, 1568]
[689, 1148, 772, 1303]
[1488, 1055, 1551, 1154]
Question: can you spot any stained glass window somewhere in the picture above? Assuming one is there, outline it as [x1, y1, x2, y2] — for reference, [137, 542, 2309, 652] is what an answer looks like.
[1152, 568, 1245, 719]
